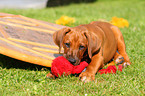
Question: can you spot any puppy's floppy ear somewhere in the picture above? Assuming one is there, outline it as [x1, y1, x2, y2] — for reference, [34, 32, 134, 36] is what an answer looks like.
[84, 31, 101, 58]
[53, 27, 71, 53]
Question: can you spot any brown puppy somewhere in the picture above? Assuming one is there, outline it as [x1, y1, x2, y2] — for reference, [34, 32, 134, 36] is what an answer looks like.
[53, 21, 131, 82]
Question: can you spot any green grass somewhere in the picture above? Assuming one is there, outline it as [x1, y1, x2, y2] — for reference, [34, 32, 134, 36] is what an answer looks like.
[0, 0, 145, 95]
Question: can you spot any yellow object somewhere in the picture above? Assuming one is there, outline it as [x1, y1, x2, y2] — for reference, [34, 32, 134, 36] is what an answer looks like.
[55, 16, 75, 25]
[0, 46, 52, 67]
[8, 38, 59, 49]
[0, 13, 65, 67]
[0, 37, 55, 60]
[110, 17, 129, 28]
[0, 21, 54, 34]
[32, 47, 59, 54]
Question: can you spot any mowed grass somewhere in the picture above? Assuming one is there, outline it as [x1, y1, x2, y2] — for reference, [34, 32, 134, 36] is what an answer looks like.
[0, 0, 145, 95]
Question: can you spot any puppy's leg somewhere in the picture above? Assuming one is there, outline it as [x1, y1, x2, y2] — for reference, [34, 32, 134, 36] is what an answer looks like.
[117, 37, 131, 67]
[111, 26, 131, 67]
[79, 53, 104, 82]
[105, 52, 124, 67]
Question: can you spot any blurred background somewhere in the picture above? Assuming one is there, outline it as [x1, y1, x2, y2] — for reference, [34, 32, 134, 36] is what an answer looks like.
[0, 0, 97, 9]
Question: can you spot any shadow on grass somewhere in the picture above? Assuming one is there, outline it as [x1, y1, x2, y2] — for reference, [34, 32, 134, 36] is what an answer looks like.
[0, 54, 51, 71]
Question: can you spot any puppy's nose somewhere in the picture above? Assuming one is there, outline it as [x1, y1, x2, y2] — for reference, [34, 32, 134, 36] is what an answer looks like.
[68, 57, 76, 64]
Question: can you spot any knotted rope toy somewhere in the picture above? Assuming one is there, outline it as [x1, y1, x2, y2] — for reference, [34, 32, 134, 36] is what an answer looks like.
[46, 56, 123, 78]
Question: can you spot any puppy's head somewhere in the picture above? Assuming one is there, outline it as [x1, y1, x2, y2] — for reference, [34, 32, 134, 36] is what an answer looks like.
[53, 26, 101, 66]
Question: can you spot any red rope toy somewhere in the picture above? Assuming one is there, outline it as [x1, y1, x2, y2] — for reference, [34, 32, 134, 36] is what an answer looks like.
[48, 56, 123, 78]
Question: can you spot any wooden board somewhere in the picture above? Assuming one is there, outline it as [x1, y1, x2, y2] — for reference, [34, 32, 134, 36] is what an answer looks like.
[0, 13, 66, 67]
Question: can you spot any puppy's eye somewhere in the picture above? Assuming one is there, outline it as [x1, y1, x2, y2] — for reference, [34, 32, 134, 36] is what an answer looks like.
[64, 43, 70, 48]
[79, 45, 85, 50]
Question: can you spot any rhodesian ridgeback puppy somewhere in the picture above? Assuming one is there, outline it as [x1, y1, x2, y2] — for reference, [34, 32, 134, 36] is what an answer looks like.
[53, 21, 131, 82]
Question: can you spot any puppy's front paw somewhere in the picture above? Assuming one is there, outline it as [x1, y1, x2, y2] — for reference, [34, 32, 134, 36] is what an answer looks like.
[122, 62, 131, 68]
[79, 72, 95, 83]
[115, 56, 124, 65]
[46, 73, 55, 79]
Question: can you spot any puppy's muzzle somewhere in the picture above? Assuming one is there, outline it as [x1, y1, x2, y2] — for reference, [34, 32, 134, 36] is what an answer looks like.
[68, 57, 76, 65]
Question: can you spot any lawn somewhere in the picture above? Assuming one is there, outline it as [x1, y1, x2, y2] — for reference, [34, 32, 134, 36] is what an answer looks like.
[0, 0, 145, 95]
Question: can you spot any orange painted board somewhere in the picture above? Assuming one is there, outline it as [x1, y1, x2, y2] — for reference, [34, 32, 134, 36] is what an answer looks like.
[0, 13, 65, 67]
